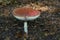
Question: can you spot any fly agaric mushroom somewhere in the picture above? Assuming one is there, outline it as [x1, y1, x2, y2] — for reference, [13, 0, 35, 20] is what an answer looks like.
[13, 7, 41, 40]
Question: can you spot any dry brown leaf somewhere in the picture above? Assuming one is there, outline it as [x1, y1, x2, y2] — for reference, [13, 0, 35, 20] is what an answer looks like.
[22, 3, 49, 11]
[20, 2, 59, 13]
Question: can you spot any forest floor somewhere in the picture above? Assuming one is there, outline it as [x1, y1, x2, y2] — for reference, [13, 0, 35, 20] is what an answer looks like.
[0, 1, 60, 40]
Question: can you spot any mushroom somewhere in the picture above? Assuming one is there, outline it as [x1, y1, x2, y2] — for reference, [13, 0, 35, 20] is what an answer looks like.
[13, 7, 41, 40]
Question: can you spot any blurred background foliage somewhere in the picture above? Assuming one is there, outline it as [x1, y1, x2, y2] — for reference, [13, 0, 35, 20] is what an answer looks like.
[0, 0, 60, 6]
[0, 0, 60, 15]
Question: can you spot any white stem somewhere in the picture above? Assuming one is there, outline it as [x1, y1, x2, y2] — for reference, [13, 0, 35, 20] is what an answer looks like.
[24, 21, 28, 34]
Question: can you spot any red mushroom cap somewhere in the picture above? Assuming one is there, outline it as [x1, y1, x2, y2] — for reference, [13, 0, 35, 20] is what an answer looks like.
[13, 7, 40, 17]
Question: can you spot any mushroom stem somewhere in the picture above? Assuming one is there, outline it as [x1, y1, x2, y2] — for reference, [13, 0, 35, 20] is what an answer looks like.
[24, 21, 28, 40]
[24, 21, 28, 34]
[24, 22, 28, 33]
